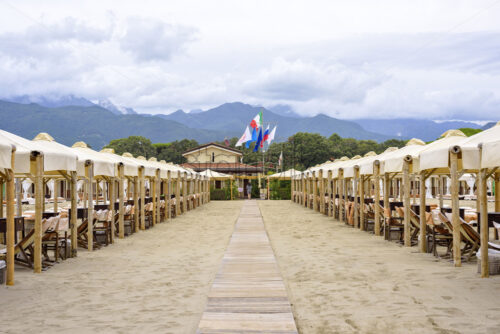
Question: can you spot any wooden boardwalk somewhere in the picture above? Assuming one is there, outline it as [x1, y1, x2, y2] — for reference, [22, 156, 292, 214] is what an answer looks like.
[197, 200, 298, 333]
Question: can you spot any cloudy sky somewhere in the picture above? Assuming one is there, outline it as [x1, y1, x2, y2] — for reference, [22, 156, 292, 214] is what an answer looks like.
[0, 0, 499, 120]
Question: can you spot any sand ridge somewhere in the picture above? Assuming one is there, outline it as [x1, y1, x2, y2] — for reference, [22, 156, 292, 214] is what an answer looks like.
[259, 200, 500, 334]
[0, 200, 243, 334]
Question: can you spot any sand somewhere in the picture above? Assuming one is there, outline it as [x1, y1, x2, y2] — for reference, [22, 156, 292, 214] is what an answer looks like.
[0, 200, 242, 334]
[259, 200, 500, 334]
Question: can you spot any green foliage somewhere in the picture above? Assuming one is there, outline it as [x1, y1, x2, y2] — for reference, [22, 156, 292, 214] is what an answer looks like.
[210, 188, 226, 200]
[269, 179, 291, 200]
[105, 136, 156, 157]
[459, 128, 482, 137]
[154, 139, 199, 164]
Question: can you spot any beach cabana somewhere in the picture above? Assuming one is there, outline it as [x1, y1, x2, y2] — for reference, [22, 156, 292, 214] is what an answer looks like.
[418, 130, 468, 261]
[452, 122, 500, 276]
[0, 141, 16, 285]
[0, 130, 77, 273]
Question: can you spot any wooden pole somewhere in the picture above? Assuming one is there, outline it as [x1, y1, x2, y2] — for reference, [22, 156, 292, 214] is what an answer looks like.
[302, 175, 306, 206]
[319, 170, 324, 213]
[70, 171, 78, 256]
[133, 175, 139, 232]
[108, 178, 115, 243]
[360, 174, 365, 230]
[118, 164, 125, 238]
[176, 174, 181, 216]
[438, 176, 444, 209]
[182, 172, 187, 213]
[450, 151, 461, 266]
[478, 165, 488, 277]
[327, 171, 333, 217]
[353, 171, 359, 228]
[6, 148, 15, 285]
[311, 172, 317, 211]
[0, 180, 3, 218]
[403, 159, 411, 246]
[15, 178, 21, 218]
[167, 171, 171, 219]
[34, 153, 43, 273]
[332, 176, 337, 219]
[152, 171, 158, 226]
[383, 174, 390, 238]
[140, 168, 146, 229]
[86, 162, 94, 252]
[339, 170, 344, 223]
[374, 162, 381, 236]
[419, 171, 428, 253]
[53, 179, 58, 213]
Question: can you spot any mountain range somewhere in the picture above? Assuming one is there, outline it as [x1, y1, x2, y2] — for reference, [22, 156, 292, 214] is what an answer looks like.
[0, 94, 487, 149]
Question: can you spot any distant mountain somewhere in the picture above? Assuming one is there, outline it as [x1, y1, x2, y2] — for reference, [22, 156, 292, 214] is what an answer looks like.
[96, 99, 137, 115]
[160, 102, 390, 142]
[266, 104, 303, 118]
[4, 94, 95, 108]
[353, 118, 483, 142]
[0, 100, 238, 149]
[482, 122, 496, 130]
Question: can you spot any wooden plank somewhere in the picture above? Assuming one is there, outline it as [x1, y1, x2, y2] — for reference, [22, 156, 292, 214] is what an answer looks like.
[197, 201, 298, 334]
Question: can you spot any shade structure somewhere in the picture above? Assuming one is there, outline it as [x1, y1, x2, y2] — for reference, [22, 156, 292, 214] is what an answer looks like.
[343, 151, 378, 178]
[0, 141, 13, 173]
[147, 158, 169, 179]
[71, 142, 117, 177]
[0, 130, 77, 174]
[199, 168, 233, 180]
[482, 139, 500, 169]
[320, 156, 351, 178]
[359, 147, 400, 176]
[380, 139, 427, 174]
[268, 169, 299, 180]
[99, 149, 140, 177]
[456, 121, 500, 171]
[418, 130, 467, 172]
[123, 154, 157, 177]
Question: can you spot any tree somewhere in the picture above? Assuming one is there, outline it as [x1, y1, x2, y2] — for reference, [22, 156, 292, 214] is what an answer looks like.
[105, 136, 156, 158]
[154, 139, 199, 164]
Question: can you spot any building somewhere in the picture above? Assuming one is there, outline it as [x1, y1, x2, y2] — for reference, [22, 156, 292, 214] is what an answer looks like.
[181, 142, 262, 196]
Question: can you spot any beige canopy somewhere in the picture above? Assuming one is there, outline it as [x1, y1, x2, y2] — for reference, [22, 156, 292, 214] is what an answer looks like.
[267, 169, 299, 180]
[98, 149, 140, 177]
[71, 142, 117, 177]
[457, 121, 500, 171]
[418, 130, 467, 172]
[0, 141, 13, 173]
[199, 169, 233, 180]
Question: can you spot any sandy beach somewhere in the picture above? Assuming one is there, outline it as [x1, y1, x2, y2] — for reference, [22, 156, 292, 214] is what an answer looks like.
[259, 200, 500, 334]
[0, 201, 243, 334]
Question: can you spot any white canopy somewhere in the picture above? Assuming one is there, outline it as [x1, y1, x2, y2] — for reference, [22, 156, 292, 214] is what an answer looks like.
[457, 121, 500, 171]
[342, 152, 378, 178]
[359, 147, 400, 176]
[418, 130, 467, 172]
[482, 139, 500, 169]
[123, 154, 157, 177]
[379, 139, 427, 174]
[0, 130, 77, 174]
[199, 169, 233, 180]
[71, 142, 117, 177]
[0, 141, 13, 172]
[99, 149, 140, 177]
[321, 157, 353, 178]
[267, 169, 299, 180]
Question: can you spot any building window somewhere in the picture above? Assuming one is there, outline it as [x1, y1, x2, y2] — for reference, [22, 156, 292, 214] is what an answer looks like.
[211, 152, 215, 162]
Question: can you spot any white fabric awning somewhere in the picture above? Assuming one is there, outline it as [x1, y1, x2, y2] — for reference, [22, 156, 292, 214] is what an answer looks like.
[0, 141, 13, 172]
[482, 139, 500, 169]
[268, 169, 299, 180]
[379, 139, 427, 174]
[0, 130, 77, 173]
[199, 169, 233, 180]
[418, 130, 468, 171]
[98, 149, 140, 177]
[71, 142, 117, 177]
[458, 122, 500, 171]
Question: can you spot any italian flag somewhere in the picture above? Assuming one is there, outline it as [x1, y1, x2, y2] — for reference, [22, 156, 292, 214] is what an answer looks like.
[250, 111, 262, 131]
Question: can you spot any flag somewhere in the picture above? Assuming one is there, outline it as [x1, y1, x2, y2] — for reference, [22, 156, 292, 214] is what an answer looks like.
[224, 137, 230, 146]
[278, 151, 283, 166]
[267, 126, 277, 144]
[262, 125, 270, 145]
[236, 126, 251, 147]
[247, 111, 262, 148]
[253, 127, 263, 152]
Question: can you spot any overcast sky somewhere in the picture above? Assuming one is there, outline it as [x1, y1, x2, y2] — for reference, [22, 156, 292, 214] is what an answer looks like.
[1, 0, 499, 120]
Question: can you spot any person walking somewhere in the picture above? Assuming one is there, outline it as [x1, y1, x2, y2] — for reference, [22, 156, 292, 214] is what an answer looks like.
[246, 183, 252, 200]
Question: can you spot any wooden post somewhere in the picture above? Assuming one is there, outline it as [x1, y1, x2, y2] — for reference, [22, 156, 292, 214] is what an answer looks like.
[332, 176, 337, 219]
[302, 175, 306, 206]
[311, 172, 317, 211]
[419, 171, 428, 253]
[140, 168, 146, 230]
[374, 161, 381, 236]
[6, 148, 15, 285]
[339, 170, 344, 223]
[70, 171, 78, 256]
[53, 179, 58, 213]
[108, 178, 115, 243]
[478, 164, 488, 277]
[438, 176, 444, 209]
[152, 171, 158, 226]
[360, 174, 365, 230]
[327, 171, 333, 216]
[176, 174, 181, 216]
[353, 171, 359, 228]
[86, 162, 94, 251]
[383, 174, 390, 238]
[167, 171, 171, 219]
[0, 180, 3, 218]
[182, 172, 187, 213]
[118, 164, 125, 238]
[132, 175, 138, 232]
[403, 159, 411, 246]
[33, 153, 43, 273]
[450, 151, 461, 266]
[319, 170, 324, 213]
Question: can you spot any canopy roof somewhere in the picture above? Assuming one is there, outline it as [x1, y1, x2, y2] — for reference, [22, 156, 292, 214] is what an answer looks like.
[378, 139, 427, 174]
[268, 169, 299, 180]
[71, 142, 117, 177]
[0, 130, 77, 174]
[359, 147, 400, 176]
[482, 139, 500, 169]
[418, 130, 467, 172]
[123, 154, 158, 177]
[0, 141, 13, 173]
[199, 168, 233, 180]
[98, 148, 140, 177]
[457, 121, 500, 171]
